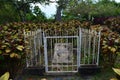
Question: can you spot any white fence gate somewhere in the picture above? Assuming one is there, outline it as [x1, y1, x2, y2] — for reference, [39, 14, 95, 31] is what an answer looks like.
[43, 29, 80, 73]
[43, 28, 101, 73]
[24, 27, 101, 74]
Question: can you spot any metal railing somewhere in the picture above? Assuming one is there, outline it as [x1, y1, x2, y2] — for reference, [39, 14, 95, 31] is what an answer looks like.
[23, 27, 101, 73]
[79, 28, 101, 66]
[24, 29, 44, 67]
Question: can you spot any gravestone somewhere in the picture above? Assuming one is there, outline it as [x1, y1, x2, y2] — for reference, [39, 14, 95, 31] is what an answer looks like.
[52, 43, 73, 63]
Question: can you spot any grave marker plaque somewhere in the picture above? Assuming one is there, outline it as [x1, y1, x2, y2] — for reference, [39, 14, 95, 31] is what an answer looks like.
[52, 43, 73, 63]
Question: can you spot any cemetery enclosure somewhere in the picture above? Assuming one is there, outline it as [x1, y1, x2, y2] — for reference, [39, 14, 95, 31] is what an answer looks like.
[24, 27, 101, 73]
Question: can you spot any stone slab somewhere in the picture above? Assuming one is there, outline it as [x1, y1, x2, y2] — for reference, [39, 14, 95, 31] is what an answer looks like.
[52, 43, 73, 63]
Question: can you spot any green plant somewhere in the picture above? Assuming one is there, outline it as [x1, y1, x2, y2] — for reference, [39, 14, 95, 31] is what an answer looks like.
[90, 24, 120, 67]
[0, 72, 9, 80]
[0, 19, 120, 78]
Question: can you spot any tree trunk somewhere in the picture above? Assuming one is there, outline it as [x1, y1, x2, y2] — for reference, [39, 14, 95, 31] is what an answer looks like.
[55, 6, 62, 21]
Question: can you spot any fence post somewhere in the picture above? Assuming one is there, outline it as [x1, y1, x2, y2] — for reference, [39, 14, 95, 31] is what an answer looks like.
[43, 32, 48, 72]
[78, 27, 82, 67]
[97, 31, 101, 65]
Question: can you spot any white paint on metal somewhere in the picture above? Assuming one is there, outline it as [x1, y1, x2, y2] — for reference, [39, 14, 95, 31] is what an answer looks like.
[24, 29, 43, 67]
[23, 27, 101, 74]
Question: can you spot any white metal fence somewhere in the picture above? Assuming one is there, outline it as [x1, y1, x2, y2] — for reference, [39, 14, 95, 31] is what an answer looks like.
[80, 28, 101, 66]
[24, 29, 44, 67]
[23, 27, 101, 73]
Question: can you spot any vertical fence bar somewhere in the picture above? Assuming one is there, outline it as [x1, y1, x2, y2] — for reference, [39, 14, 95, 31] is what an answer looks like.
[72, 37, 73, 71]
[30, 31, 33, 66]
[88, 29, 91, 64]
[67, 31, 69, 71]
[86, 29, 89, 64]
[43, 32, 48, 72]
[78, 27, 81, 67]
[92, 31, 96, 64]
[97, 31, 101, 65]
[34, 33, 37, 65]
[56, 34, 58, 71]
[84, 30, 86, 64]
[24, 30, 29, 67]
[38, 29, 42, 65]
[51, 37, 53, 71]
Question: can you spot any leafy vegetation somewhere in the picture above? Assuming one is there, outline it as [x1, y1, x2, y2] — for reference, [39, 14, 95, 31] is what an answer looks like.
[113, 68, 120, 76]
[104, 17, 120, 33]
[0, 1, 20, 24]
[0, 72, 9, 80]
[0, 0, 120, 24]
[63, 0, 120, 21]
[0, 18, 120, 78]
[0, 0, 48, 24]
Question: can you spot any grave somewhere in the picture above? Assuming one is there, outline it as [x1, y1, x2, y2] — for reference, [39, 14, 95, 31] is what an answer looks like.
[52, 43, 73, 64]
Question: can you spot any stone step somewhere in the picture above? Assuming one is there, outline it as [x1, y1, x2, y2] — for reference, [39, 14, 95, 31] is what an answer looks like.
[22, 67, 45, 76]
[78, 65, 101, 75]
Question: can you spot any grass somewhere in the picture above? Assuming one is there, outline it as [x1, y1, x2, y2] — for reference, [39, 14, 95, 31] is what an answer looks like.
[89, 68, 116, 80]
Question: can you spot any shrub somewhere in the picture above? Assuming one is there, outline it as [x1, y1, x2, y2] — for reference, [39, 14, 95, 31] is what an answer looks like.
[91, 24, 120, 68]
[0, 19, 120, 78]
[104, 17, 120, 33]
